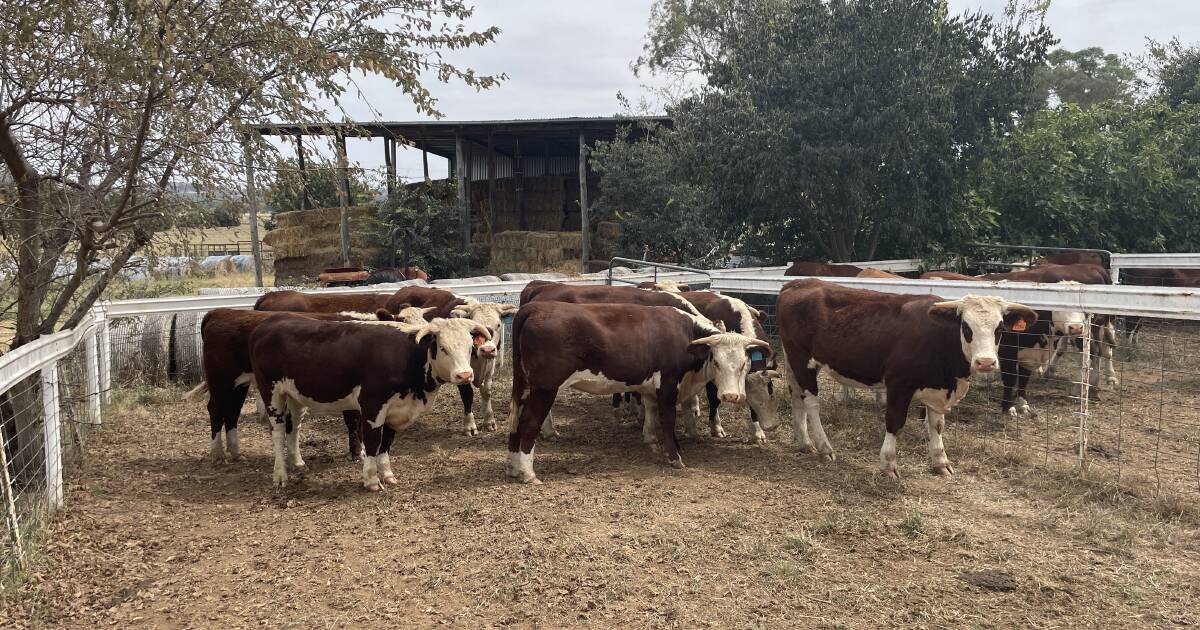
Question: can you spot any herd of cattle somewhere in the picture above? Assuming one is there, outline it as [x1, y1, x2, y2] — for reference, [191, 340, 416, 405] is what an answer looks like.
[182, 251, 1140, 489]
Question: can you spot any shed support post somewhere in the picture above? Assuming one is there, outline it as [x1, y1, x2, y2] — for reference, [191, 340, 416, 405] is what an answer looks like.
[456, 131, 469, 250]
[487, 132, 497, 239]
[579, 130, 590, 272]
[295, 132, 308, 212]
[41, 362, 63, 513]
[384, 137, 396, 197]
[421, 127, 430, 184]
[243, 138, 264, 287]
[516, 138, 526, 230]
[334, 131, 352, 267]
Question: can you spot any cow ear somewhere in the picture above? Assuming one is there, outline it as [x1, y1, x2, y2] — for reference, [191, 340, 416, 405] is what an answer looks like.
[497, 304, 519, 317]
[753, 308, 767, 320]
[687, 342, 711, 361]
[927, 301, 961, 328]
[450, 306, 470, 318]
[1003, 304, 1038, 331]
[375, 309, 395, 321]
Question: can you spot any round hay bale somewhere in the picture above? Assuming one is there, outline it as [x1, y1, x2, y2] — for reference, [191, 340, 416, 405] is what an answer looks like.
[171, 312, 203, 384]
[109, 316, 144, 386]
[498, 272, 569, 281]
[138, 314, 173, 387]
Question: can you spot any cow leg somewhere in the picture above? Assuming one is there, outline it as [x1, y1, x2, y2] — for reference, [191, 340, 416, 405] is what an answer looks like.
[207, 391, 226, 463]
[682, 395, 703, 439]
[542, 411, 558, 438]
[1102, 325, 1119, 386]
[1000, 361, 1019, 416]
[642, 395, 660, 445]
[840, 384, 852, 403]
[343, 411, 363, 461]
[459, 383, 478, 436]
[377, 426, 399, 486]
[788, 380, 813, 452]
[359, 400, 387, 492]
[874, 390, 886, 404]
[707, 384, 726, 438]
[926, 410, 953, 475]
[224, 383, 249, 462]
[506, 388, 556, 484]
[479, 371, 497, 432]
[1015, 367, 1032, 415]
[1044, 336, 1067, 379]
[654, 386, 684, 468]
[611, 394, 623, 420]
[880, 389, 914, 479]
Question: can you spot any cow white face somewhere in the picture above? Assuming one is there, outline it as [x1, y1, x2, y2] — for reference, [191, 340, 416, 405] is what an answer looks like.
[396, 306, 437, 326]
[746, 369, 782, 426]
[414, 318, 491, 385]
[929, 296, 1038, 374]
[688, 333, 773, 403]
[450, 302, 518, 359]
[1051, 309, 1087, 337]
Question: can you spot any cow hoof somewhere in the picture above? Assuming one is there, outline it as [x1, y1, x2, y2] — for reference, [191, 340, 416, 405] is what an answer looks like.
[383, 476, 399, 486]
[365, 483, 382, 493]
[228, 452, 242, 462]
[273, 474, 288, 488]
[668, 457, 686, 469]
[711, 426, 727, 439]
[819, 451, 836, 463]
[749, 433, 767, 445]
[348, 452, 362, 463]
[482, 417, 497, 432]
[1006, 407, 1018, 418]
[519, 474, 542, 485]
[1107, 376, 1120, 386]
[794, 439, 816, 453]
[931, 462, 955, 476]
[464, 427, 478, 437]
[883, 468, 900, 480]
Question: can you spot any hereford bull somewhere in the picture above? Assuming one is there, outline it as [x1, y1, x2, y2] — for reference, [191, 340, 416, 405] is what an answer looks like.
[250, 315, 489, 490]
[770, 279, 1037, 478]
[784, 262, 863, 277]
[254, 289, 402, 314]
[678, 291, 781, 443]
[183, 308, 400, 463]
[506, 302, 771, 483]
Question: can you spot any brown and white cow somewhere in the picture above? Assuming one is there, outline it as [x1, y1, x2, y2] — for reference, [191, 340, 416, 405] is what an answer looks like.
[1034, 251, 1107, 268]
[182, 308, 396, 463]
[770, 279, 1037, 478]
[506, 301, 770, 483]
[250, 315, 489, 490]
[856, 268, 904, 279]
[978, 263, 1111, 285]
[520, 281, 710, 426]
[254, 289, 401, 314]
[784, 262, 864, 277]
[678, 291, 782, 443]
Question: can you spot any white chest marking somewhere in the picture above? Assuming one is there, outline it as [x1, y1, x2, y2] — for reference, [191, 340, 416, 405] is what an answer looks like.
[561, 369, 660, 396]
[372, 391, 435, 430]
[914, 379, 971, 415]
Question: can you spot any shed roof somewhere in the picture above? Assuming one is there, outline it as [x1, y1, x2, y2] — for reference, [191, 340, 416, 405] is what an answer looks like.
[254, 116, 670, 159]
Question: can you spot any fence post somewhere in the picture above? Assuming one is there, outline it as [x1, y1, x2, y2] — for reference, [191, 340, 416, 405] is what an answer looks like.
[97, 305, 112, 402]
[84, 319, 101, 425]
[41, 362, 64, 513]
[0, 416, 23, 571]
[1077, 315, 1094, 471]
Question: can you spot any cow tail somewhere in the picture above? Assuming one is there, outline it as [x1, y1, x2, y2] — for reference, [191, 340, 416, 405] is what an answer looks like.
[509, 311, 526, 434]
[183, 381, 209, 402]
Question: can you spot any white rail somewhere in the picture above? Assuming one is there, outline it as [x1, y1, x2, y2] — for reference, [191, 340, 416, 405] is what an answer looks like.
[1111, 253, 1200, 283]
[711, 275, 1200, 320]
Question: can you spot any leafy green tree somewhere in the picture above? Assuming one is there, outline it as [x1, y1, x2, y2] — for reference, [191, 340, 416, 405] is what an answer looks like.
[978, 101, 1200, 252]
[600, 0, 1055, 263]
[1033, 47, 1137, 108]
[266, 159, 377, 215]
[1149, 38, 1200, 107]
[373, 182, 471, 279]
[0, 0, 500, 348]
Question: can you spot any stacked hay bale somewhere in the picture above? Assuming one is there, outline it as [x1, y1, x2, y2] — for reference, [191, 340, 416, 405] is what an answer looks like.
[489, 231, 585, 274]
[263, 206, 383, 284]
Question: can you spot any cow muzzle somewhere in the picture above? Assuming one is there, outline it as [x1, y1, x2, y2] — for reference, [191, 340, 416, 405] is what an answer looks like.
[479, 344, 498, 359]
[452, 371, 474, 384]
[1067, 324, 1084, 336]
[973, 358, 997, 373]
[720, 392, 746, 404]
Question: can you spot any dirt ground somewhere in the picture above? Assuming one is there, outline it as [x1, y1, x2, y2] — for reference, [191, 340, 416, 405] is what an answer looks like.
[5, 367, 1200, 629]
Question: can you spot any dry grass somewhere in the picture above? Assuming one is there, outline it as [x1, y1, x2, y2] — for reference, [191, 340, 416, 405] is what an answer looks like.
[4, 368, 1199, 628]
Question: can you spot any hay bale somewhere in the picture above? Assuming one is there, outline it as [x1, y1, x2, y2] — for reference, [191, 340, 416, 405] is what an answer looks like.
[171, 312, 203, 384]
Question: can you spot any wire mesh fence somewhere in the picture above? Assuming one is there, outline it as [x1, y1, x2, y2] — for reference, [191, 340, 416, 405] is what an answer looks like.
[724, 290, 1200, 496]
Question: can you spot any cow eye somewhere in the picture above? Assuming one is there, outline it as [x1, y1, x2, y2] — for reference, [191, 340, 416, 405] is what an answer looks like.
[960, 322, 973, 343]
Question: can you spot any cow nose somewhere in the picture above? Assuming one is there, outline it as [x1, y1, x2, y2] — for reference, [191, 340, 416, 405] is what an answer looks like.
[974, 358, 997, 372]
[1068, 324, 1084, 336]
[720, 392, 746, 404]
[480, 345, 497, 358]
[453, 371, 474, 384]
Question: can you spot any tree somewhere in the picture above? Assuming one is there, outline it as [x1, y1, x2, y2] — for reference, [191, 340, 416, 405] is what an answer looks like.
[1033, 47, 1137, 108]
[978, 101, 1200, 253]
[1149, 38, 1200, 108]
[373, 182, 471, 279]
[265, 159, 377, 216]
[0, 0, 500, 348]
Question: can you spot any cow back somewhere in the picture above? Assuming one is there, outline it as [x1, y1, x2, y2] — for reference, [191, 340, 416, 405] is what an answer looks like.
[784, 262, 863, 277]
[254, 290, 392, 313]
[980, 263, 1110, 285]
[387, 286, 467, 319]
[523, 283, 703, 316]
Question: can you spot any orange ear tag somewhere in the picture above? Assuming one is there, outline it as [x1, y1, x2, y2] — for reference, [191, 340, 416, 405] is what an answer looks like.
[1012, 320, 1028, 332]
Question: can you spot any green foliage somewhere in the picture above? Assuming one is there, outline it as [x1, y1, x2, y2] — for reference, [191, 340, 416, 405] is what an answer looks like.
[1033, 47, 1137, 108]
[170, 199, 243, 229]
[373, 182, 471, 279]
[266, 160, 377, 215]
[979, 101, 1200, 252]
[1149, 39, 1200, 108]
[602, 0, 1056, 263]
[591, 123, 738, 266]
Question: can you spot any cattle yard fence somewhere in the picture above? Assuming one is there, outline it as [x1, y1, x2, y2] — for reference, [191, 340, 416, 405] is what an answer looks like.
[4, 265, 1200, 586]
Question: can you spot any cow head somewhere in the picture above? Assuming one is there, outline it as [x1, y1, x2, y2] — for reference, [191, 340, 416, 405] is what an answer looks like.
[1050, 282, 1086, 337]
[413, 318, 491, 384]
[395, 305, 438, 326]
[688, 333, 773, 403]
[745, 368, 783, 428]
[450, 301, 519, 359]
[928, 296, 1038, 374]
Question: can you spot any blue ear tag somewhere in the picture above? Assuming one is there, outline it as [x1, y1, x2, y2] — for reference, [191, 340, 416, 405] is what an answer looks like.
[749, 348, 767, 371]
[501, 313, 515, 324]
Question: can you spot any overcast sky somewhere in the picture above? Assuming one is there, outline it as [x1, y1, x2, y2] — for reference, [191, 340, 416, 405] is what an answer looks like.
[316, 0, 1200, 183]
